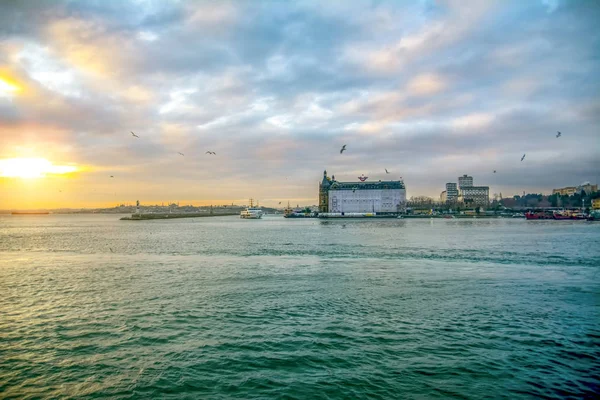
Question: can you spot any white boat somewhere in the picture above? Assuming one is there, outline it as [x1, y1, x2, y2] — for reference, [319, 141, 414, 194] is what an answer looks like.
[240, 199, 263, 219]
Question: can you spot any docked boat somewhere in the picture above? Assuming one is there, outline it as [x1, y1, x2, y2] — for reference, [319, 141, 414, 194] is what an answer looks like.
[240, 199, 263, 219]
[283, 202, 316, 218]
[553, 210, 587, 220]
[525, 211, 553, 220]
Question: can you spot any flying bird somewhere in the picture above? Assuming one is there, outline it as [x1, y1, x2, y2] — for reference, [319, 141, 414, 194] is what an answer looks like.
[110, 175, 114, 178]
[131, 131, 139, 138]
[385, 168, 389, 174]
[278, 202, 282, 205]
[493, 170, 497, 173]
[521, 154, 526, 162]
[205, 151, 216, 155]
[178, 152, 184, 156]
[109, 247, 114, 253]
[340, 144, 347, 154]
[556, 131, 561, 138]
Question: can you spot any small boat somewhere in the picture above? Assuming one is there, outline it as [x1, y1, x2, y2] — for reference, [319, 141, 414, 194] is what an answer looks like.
[240, 199, 263, 219]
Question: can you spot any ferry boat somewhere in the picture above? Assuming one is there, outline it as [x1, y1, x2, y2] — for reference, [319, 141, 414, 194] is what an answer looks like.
[240, 199, 263, 219]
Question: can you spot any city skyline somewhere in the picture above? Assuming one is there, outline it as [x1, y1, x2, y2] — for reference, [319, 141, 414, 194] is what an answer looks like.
[1, 1, 599, 209]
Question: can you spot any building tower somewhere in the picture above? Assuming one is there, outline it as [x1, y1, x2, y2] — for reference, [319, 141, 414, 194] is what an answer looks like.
[458, 174, 473, 189]
[319, 170, 330, 213]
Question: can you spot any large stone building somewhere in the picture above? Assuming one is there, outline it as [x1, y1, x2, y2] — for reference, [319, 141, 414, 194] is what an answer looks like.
[319, 170, 406, 214]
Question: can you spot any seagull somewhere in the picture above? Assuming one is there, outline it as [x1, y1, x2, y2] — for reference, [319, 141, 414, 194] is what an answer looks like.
[340, 144, 347, 154]
[205, 151, 216, 155]
[178, 152, 184, 156]
[556, 131, 561, 138]
[131, 131, 139, 138]
[278, 202, 282, 205]
[109, 247, 114, 253]
[110, 175, 114, 178]
[521, 154, 526, 162]
[385, 168, 389, 174]
[493, 170, 497, 173]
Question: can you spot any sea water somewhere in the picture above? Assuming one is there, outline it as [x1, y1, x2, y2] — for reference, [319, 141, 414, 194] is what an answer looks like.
[1, 215, 599, 398]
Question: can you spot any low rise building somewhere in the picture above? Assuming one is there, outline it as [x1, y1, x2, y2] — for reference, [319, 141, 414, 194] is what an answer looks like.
[592, 198, 600, 210]
[440, 190, 447, 202]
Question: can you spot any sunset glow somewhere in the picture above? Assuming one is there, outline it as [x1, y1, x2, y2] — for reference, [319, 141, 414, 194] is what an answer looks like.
[0, 77, 21, 94]
[0, 158, 78, 179]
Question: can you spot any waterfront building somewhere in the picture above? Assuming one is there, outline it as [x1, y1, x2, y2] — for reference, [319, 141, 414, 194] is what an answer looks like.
[460, 186, 490, 207]
[440, 191, 447, 203]
[446, 182, 459, 202]
[458, 174, 473, 189]
[592, 198, 600, 210]
[318, 170, 406, 213]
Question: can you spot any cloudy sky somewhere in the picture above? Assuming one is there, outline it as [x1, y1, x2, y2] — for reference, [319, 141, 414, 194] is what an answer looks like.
[0, 0, 599, 208]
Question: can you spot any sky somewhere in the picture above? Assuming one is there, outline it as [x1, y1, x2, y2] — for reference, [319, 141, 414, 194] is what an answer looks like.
[0, 0, 599, 209]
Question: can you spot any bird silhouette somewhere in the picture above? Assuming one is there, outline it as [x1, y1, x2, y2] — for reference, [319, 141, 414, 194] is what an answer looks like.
[110, 175, 114, 178]
[131, 131, 139, 138]
[205, 151, 216, 155]
[556, 131, 561, 138]
[521, 154, 526, 162]
[178, 152, 184, 156]
[385, 168, 389, 174]
[493, 170, 497, 173]
[278, 202, 282, 205]
[340, 144, 347, 154]
[109, 247, 114, 253]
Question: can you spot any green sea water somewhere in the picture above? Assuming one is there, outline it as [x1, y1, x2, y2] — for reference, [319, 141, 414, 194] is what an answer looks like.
[1, 215, 599, 399]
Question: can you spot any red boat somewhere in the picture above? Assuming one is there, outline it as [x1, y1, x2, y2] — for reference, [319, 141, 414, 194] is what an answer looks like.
[525, 211, 553, 220]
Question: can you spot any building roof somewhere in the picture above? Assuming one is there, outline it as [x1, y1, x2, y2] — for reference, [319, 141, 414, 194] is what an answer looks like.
[329, 180, 405, 190]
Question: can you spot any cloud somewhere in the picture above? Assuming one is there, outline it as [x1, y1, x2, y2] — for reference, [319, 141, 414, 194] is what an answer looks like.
[0, 0, 599, 208]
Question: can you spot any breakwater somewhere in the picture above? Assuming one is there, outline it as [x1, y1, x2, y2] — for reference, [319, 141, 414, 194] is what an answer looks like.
[120, 212, 238, 220]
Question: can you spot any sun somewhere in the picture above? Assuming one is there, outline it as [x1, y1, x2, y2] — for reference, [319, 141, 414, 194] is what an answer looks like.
[0, 77, 21, 95]
[0, 158, 78, 179]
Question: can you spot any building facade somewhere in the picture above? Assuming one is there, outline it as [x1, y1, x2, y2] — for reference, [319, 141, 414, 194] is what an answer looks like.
[458, 174, 473, 189]
[592, 198, 600, 210]
[319, 170, 406, 213]
[445, 182, 459, 202]
[460, 186, 490, 207]
[440, 191, 447, 203]
[552, 187, 577, 196]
